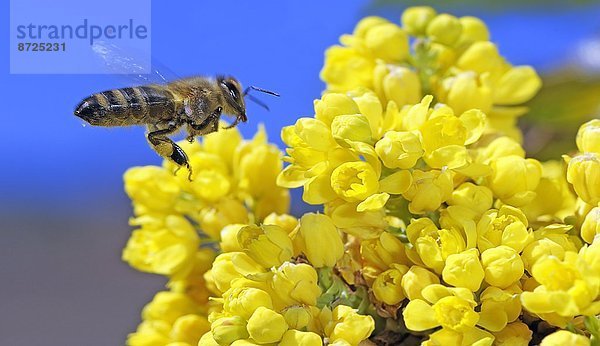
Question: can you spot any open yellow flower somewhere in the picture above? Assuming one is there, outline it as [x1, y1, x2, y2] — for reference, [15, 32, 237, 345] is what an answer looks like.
[325, 305, 375, 345]
[477, 205, 533, 253]
[403, 285, 478, 332]
[521, 251, 600, 324]
[122, 214, 200, 278]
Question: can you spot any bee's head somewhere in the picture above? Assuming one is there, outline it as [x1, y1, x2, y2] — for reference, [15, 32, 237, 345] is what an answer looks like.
[217, 75, 247, 125]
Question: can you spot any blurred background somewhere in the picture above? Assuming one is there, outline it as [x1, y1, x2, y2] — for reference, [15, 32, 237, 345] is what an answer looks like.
[1, 1, 599, 345]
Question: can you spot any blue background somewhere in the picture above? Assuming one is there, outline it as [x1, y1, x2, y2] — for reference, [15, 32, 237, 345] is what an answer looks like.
[1, 1, 599, 345]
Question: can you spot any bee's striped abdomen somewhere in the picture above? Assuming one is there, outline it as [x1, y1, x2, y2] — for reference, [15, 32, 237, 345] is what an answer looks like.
[74, 86, 176, 127]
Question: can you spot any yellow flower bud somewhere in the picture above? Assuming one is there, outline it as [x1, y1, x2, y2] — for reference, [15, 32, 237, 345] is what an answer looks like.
[401, 266, 440, 300]
[327, 200, 387, 239]
[403, 299, 438, 331]
[428, 42, 457, 70]
[198, 198, 250, 239]
[247, 307, 288, 344]
[282, 306, 312, 330]
[202, 123, 242, 168]
[280, 330, 323, 346]
[198, 332, 219, 346]
[567, 153, 600, 205]
[223, 287, 274, 320]
[487, 156, 542, 207]
[211, 316, 249, 345]
[364, 23, 409, 62]
[521, 237, 568, 273]
[403, 169, 454, 214]
[331, 114, 372, 143]
[352, 91, 384, 137]
[320, 46, 375, 92]
[406, 218, 466, 274]
[237, 140, 285, 201]
[581, 207, 600, 244]
[331, 161, 379, 202]
[326, 305, 375, 345]
[142, 291, 200, 325]
[272, 263, 321, 307]
[237, 224, 293, 268]
[580, 238, 600, 273]
[419, 109, 486, 169]
[457, 16, 489, 46]
[167, 248, 215, 305]
[220, 224, 244, 252]
[439, 72, 493, 115]
[494, 66, 542, 105]
[171, 314, 210, 345]
[263, 213, 298, 234]
[314, 93, 360, 126]
[375, 131, 423, 169]
[576, 119, 600, 153]
[477, 205, 532, 253]
[378, 170, 413, 197]
[448, 182, 493, 216]
[478, 136, 525, 164]
[373, 63, 421, 108]
[401, 6, 437, 36]
[294, 213, 344, 268]
[293, 118, 337, 152]
[183, 151, 229, 201]
[522, 160, 577, 221]
[210, 252, 265, 293]
[127, 319, 172, 345]
[439, 205, 480, 250]
[481, 246, 524, 288]
[373, 264, 410, 305]
[302, 170, 339, 205]
[492, 322, 532, 346]
[457, 41, 502, 75]
[477, 285, 522, 332]
[442, 248, 484, 292]
[540, 330, 591, 346]
[353, 16, 389, 38]
[123, 215, 199, 277]
[360, 232, 410, 276]
[124, 166, 180, 213]
[426, 327, 494, 346]
[402, 95, 433, 131]
[426, 13, 462, 46]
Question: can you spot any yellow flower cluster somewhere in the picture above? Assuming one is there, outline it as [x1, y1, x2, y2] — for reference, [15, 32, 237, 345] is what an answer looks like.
[119, 7, 600, 346]
[123, 126, 291, 346]
[320, 6, 542, 142]
[198, 214, 375, 345]
[276, 7, 600, 345]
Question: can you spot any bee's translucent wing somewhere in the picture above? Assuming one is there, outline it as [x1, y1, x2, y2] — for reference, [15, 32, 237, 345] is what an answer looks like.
[91, 40, 179, 85]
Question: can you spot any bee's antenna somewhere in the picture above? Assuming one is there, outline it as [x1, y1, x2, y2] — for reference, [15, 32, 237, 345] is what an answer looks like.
[244, 86, 280, 97]
[246, 94, 271, 111]
[243, 85, 279, 111]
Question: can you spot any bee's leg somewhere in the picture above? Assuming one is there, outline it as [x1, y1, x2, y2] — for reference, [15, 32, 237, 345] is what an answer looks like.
[147, 125, 193, 181]
[202, 106, 222, 132]
[187, 107, 222, 137]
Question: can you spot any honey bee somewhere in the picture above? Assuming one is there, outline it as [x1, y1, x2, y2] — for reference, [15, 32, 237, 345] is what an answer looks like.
[74, 76, 278, 179]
